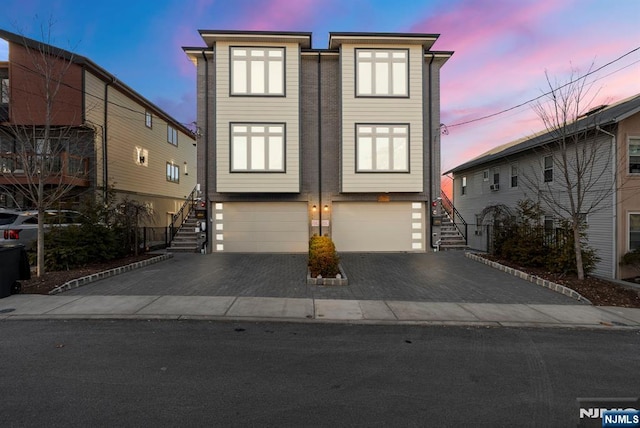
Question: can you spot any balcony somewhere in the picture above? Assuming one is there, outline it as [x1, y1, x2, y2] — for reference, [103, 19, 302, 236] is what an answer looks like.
[0, 152, 90, 187]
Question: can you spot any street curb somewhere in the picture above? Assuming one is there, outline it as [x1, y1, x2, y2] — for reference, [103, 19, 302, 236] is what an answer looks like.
[48, 253, 174, 295]
[465, 252, 592, 304]
[2, 314, 638, 330]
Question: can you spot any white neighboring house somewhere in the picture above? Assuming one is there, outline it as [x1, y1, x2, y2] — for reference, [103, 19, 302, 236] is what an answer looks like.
[444, 93, 640, 280]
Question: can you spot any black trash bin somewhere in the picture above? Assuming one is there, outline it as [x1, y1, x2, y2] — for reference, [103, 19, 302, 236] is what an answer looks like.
[0, 244, 30, 298]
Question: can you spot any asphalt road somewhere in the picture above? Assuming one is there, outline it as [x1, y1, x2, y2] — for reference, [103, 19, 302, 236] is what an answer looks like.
[1, 321, 638, 427]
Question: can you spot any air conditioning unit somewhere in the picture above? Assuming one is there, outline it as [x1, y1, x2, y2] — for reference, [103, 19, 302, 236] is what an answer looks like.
[490, 184, 500, 191]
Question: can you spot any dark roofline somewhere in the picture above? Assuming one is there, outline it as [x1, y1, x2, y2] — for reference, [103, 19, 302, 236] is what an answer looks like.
[0, 28, 194, 138]
[198, 29, 313, 38]
[443, 93, 640, 175]
[329, 31, 440, 39]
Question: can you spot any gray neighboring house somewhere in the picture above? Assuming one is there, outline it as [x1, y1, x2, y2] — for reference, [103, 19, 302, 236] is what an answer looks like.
[444, 93, 640, 280]
[184, 30, 452, 253]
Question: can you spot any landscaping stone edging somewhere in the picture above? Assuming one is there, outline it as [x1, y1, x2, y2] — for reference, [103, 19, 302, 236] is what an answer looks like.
[307, 264, 349, 286]
[48, 253, 174, 295]
[465, 252, 592, 304]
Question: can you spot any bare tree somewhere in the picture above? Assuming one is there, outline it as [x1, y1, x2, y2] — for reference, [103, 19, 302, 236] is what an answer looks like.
[0, 22, 94, 276]
[522, 65, 613, 280]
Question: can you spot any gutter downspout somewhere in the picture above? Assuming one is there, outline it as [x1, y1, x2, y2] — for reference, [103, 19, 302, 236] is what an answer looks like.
[202, 50, 210, 252]
[318, 52, 322, 236]
[103, 77, 115, 201]
[597, 125, 617, 279]
[427, 53, 436, 249]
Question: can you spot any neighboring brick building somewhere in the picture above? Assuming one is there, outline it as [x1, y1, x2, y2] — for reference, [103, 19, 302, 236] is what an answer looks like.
[184, 30, 452, 252]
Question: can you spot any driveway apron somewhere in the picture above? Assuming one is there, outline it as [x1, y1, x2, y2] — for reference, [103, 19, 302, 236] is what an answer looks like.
[63, 251, 579, 304]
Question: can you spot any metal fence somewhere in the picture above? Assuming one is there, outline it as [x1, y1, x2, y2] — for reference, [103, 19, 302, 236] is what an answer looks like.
[464, 223, 572, 255]
[136, 227, 170, 252]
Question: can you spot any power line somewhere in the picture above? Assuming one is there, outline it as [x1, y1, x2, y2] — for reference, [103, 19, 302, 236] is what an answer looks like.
[446, 45, 640, 129]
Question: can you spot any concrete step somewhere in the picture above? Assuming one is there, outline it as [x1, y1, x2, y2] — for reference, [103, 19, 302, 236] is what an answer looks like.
[167, 246, 199, 253]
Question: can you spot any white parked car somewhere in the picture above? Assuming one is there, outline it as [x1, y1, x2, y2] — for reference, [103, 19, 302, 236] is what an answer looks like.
[0, 209, 84, 250]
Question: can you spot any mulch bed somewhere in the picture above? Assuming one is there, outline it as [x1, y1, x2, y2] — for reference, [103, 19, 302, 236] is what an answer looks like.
[18, 254, 157, 295]
[481, 254, 640, 308]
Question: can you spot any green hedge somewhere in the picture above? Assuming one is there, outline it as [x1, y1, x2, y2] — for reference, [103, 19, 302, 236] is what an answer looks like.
[308, 235, 340, 278]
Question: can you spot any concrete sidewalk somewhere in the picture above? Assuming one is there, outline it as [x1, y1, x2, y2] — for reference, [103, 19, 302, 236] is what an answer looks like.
[1, 294, 639, 329]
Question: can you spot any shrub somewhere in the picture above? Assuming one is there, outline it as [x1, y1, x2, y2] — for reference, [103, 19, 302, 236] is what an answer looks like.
[620, 249, 640, 272]
[308, 235, 340, 278]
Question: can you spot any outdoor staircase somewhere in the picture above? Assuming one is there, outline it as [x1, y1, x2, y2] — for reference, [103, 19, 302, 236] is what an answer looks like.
[438, 214, 468, 250]
[167, 212, 200, 253]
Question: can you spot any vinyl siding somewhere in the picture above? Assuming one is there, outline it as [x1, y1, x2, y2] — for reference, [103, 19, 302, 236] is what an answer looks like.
[341, 44, 424, 192]
[616, 112, 640, 278]
[215, 42, 300, 193]
[83, 72, 106, 189]
[83, 71, 197, 225]
[453, 135, 614, 278]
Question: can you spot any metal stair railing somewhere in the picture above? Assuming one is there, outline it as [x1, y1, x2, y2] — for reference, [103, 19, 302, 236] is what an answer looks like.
[440, 190, 468, 243]
[169, 186, 199, 240]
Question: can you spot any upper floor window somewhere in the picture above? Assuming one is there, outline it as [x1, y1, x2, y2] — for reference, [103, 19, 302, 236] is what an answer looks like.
[167, 125, 178, 146]
[231, 47, 284, 96]
[461, 176, 467, 195]
[356, 49, 408, 97]
[1, 78, 8, 104]
[231, 123, 285, 172]
[482, 170, 489, 181]
[166, 162, 179, 183]
[145, 111, 152, 128]
[356, 124, 408, 172]
[629, 138, 640, 173]
[543, 155, 553, 182]
[510, 164, 518, 188]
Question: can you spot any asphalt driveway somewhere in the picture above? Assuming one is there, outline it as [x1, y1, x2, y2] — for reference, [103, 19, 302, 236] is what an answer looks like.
[63, 251, 579, 304]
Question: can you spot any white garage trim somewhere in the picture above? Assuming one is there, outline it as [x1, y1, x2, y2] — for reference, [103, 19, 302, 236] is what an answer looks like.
[213, 202, 308, 252]
[332, 202, 424, 252]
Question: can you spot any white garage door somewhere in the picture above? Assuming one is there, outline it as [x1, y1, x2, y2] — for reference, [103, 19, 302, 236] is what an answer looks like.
[214, 202, 308, 252]
[332, 202, 424, 252]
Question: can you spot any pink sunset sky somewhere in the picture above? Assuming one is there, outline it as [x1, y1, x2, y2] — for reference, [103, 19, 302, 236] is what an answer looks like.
[1, 0, 639, 186]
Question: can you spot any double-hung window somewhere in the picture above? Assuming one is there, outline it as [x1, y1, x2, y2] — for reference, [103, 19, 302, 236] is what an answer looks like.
[510, 164, 518, 188]
[629, 138, 640, 173]
[231, 47, 284, 96]
[145, 110, 152, 128]
[629, 213, 640, 251]
[231, 123, 285, 172]
[356, 124, 408, 172]
[356, 49, 408, 97]
[543, 155, 553, 182]
[461, 176, 467, 195]
[166, 162, 179, 183]
[167, 125, 178, 146]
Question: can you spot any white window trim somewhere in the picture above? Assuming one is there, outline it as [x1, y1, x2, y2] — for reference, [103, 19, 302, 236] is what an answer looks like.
[461, 176, 467, 195]
[356, 124, 409, 172]
[230, 123, 286, 172]
[628, 137, 640, 174]
[230, 47, 285, 96]
[355, 48, 408, 97]
[145, 111, 152, 129]
[629, 212, 640, 251]
[510, 164, 518, 188]
[482, 170, 489, 181]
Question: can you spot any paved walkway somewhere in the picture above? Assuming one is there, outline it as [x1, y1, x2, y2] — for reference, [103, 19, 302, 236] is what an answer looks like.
[1, 294, 639, 329]
[1, 252, 639, 329]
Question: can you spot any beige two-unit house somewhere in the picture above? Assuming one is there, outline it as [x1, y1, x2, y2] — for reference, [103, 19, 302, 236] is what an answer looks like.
[445, 93, 640, 280]
[184, 30, 452, 252]
[0, 29, 196, 226]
